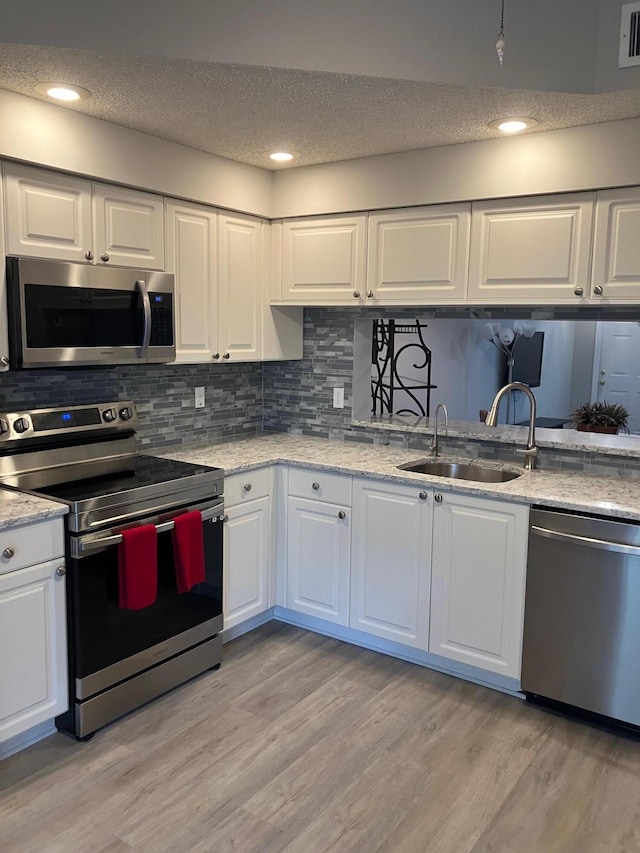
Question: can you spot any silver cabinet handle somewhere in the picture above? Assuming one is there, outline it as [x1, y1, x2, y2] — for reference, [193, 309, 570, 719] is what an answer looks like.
[531, 525, 640, 556]
[599, 379, 606, 385]
[366, 290, 374, 298]
[353, 290, 360, 298]
[434, 494, 443, 503]
[243, 483, 252, 492]
[100, 252, 110, 262]
[212, 353, 220, 360]
[222, 514, 229, 523]
[312, 482, 320, 491]
[574, 287, 583, 296]
[136, 279, 152, 360]
[85, 250, 94, 261]
[2, 546, 15, 559]
[419, 491, 428, 501]
[593, 285, 603, 295]
[338, 511, 346, 519]
[56, 566, 66, 577]
[223, 353, 230, 360]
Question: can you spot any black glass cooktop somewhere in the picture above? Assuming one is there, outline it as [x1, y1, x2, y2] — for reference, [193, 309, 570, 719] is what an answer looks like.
[37, 454, 221, 503]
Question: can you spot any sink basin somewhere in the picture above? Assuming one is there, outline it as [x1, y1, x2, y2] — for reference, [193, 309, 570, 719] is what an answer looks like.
[397, 460, 521, 483]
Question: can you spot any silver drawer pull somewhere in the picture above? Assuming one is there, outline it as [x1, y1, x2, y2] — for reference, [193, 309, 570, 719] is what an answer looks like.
[243, 483, 252, 492]
[312, 482, 320, 491]
[3, 546, 15, 559]
[56, 566, 66, 577]
[419, 491, 428, 501]
[338, 511, 346, 519]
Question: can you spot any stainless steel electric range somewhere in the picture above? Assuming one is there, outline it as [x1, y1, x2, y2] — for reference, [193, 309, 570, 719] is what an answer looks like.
[0, 401, 224, 740]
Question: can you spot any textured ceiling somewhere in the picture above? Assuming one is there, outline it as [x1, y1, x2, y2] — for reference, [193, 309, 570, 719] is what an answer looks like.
[2, 44, 640, 170]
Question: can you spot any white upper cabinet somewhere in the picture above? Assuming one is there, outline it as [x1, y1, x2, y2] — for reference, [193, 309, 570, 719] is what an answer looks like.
[468, 193, 595, 304]
[350, 479, 432, 649]
[4, 164, 164, 269]
[4, 164, 93, 263]
[217, 212, 262, 362]
[367, 204, 471, 304]
[591, 187, 640, 302]
[276, 214, 367, 304]
[165, 200, 218, 363]
[429, 492, 528, 680]
[92, 183, 164, 270]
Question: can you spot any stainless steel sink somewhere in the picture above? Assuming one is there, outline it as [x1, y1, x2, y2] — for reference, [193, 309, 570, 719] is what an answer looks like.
[397, 460, 521, 483]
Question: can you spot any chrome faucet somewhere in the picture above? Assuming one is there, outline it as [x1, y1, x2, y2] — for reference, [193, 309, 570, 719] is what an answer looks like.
[485, 382, 538, 470]
[430, 403, 449, 457]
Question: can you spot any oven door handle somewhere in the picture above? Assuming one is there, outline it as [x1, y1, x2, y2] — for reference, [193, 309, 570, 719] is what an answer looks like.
[74, 504, 224, 557]
[137, 279, 152, 360]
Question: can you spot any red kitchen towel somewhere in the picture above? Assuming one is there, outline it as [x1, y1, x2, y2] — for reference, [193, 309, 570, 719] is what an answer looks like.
[172, 511, 206, 593]
[118, 525, 158, 610]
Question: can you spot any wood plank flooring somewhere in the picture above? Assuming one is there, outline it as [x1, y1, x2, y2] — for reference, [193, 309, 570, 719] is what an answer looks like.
[3, 622, 640, 852]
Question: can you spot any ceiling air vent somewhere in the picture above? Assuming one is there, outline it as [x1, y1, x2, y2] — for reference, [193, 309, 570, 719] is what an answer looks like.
[619, 2, 640, 67]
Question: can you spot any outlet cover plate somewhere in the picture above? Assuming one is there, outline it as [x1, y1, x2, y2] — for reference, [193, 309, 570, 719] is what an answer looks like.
[333, 387, 345, 408]
[195, 386, 205, 409]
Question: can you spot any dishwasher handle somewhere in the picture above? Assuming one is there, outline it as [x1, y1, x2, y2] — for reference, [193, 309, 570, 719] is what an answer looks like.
[531, 524, 640, 558]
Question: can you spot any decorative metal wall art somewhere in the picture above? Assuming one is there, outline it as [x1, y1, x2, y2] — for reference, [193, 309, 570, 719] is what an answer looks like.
[371, 319, 437, 417]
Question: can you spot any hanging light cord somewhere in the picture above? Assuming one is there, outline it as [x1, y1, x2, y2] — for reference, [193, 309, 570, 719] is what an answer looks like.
[496, 0, 505, 66]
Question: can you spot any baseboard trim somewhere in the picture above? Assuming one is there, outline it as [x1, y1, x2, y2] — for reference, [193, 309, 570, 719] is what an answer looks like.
[222, 609, 275, 643]
[0, 720, 57, 761]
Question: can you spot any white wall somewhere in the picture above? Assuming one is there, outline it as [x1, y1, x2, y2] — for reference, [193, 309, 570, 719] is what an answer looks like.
[0, 91, 273, 217]
[273, 117, 640, 217]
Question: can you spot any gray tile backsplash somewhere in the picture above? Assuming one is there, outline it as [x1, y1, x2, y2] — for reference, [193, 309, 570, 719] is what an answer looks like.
[0, 362, 263, 450]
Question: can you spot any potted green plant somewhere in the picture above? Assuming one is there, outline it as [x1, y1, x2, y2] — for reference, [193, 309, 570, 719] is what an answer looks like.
[569, 401, 630, 435]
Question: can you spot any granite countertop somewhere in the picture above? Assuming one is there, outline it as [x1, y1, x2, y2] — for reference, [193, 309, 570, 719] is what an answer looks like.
[352, 414, 640, 458]
[0, 488, 68, 531]
[156, 433, 640, 522]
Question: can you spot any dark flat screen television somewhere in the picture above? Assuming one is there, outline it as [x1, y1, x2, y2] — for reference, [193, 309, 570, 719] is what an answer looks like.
[510, 331, 545, 388]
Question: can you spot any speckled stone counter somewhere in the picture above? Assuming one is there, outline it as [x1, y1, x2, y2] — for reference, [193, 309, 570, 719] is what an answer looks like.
[155, 433, 640, 522]
[0, 488, 68, 530]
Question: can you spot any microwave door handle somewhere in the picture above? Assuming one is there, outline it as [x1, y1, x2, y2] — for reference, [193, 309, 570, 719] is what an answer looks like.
[73, 504, 225, 558]
[137, 279, 152, 359]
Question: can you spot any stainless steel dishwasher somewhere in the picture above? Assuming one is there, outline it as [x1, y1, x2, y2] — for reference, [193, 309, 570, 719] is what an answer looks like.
[522, 507, 640, 728]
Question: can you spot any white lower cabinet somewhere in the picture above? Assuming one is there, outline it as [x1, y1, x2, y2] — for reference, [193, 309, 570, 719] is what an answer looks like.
[0, 554, 68, 743]
[223, 470, 272, 631]
[350, 479, 432, 648]
[429, 491, 529, 679]
[286, 496, 351, 625]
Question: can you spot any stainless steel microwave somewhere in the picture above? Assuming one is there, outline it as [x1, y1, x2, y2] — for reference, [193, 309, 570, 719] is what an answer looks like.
[6, 257, 175, 368]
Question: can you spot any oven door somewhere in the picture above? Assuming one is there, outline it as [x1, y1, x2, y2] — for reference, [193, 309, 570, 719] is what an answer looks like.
[7, 257, 175, 367]
[67, 498, 223, 701]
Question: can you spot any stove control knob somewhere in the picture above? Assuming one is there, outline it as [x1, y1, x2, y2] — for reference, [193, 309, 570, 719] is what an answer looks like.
[102, 408, 117, 422]
[0, 418, 9, 435]
[119, 407, 133, 421]
[13, 417, 30, 433]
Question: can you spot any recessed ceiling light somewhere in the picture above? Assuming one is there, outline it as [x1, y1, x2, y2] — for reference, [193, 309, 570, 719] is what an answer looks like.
[35, 83, 91, 102]
[488, 117, 538, 134]
[269, 152, 294, 162]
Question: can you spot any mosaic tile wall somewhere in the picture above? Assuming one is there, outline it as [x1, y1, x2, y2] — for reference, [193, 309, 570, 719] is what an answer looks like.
[0, 362, 263, 450]
[263, 305, 640, 475]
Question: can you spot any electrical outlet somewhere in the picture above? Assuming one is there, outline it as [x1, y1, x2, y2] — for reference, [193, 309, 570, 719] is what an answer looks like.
[195, 387, 205, 409]
[333, 387, 345, 409]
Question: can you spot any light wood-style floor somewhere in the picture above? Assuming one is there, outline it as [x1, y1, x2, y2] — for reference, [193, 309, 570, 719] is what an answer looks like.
[3, 622, 640, 853]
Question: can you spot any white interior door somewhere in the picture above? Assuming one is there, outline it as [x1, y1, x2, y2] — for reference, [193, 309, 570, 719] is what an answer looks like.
[595, 322, 640, 434]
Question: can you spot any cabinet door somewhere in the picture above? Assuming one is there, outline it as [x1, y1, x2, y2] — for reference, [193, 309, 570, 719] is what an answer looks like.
[591, 187, 640, 302]
[217, 213, 262, 362]
[261, 222, 303, 360]
[4, 163, 92, 262]
[0, 173, 9, 367]
[279, 215, 367, 304]
[165, 200, 218, 363]
[350, 480, 431, 648]
[430, 492, 528, 679]
[468, 194, 594, 304]
[224, 495, 271, 630]
[286, 496, 350, 625]
[93, 183, 164, 269]
[367, 205, 470, 304]
[0, 558, 68, 742]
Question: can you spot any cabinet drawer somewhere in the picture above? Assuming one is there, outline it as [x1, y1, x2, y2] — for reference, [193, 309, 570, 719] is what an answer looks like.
[225, 468, 271, 507]
[0, 519, 65, 575]
[288, 467, 352, 505]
